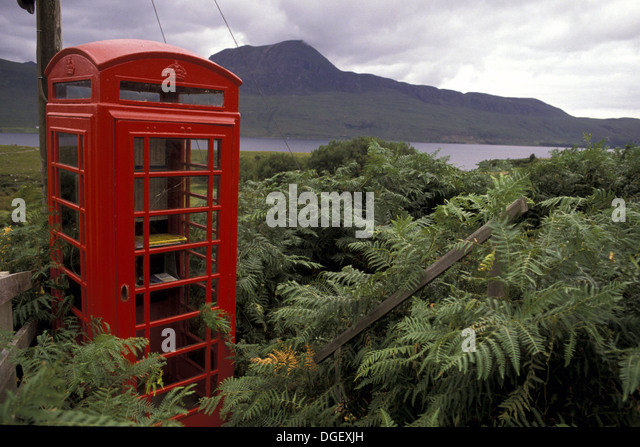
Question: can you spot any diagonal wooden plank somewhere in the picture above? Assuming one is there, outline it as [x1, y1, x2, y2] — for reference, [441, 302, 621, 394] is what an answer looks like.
[313, 198, 528, 363]
[0, 272, 33, 306]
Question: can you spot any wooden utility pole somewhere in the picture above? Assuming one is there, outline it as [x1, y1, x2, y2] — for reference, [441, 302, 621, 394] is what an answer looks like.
[36, 0, 62, 201]
[18, 0, 62, 203]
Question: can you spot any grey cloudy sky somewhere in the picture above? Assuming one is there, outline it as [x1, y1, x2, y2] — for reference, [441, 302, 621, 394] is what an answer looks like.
[2, 0, 640, 119]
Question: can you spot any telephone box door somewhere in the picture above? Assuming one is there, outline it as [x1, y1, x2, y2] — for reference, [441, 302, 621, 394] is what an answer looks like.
[47, 116, 91, 321]
[115, 119, 237, 404]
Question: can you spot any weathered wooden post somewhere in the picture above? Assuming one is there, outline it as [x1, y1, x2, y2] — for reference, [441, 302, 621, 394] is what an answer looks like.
[17, 0, 62, 204]
[487, 252, 504, 298]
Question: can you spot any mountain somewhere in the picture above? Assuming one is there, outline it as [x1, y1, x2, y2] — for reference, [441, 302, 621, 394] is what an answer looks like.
[0, 58, 38, 131]
[212, 40, 568, 118]
[2, 40, 640, 147]
[210, 40, 640, 146]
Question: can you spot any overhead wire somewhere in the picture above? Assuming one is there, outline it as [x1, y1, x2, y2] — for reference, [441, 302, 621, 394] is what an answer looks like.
[150, 2, 204, 159]
[150, 0, 302, 171]
[212, 0, 302, 171]
[151, 0, 167, 43]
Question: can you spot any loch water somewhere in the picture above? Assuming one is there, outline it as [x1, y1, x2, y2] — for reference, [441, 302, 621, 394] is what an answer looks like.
[0, 133, 564, 171]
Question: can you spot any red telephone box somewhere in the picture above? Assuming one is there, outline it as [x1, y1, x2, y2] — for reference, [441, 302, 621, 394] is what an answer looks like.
[44, 39, 241, 426]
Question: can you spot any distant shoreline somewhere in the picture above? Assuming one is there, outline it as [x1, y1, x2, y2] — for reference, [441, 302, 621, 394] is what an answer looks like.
[0, 127, 38, 134]
[0, 134, 563, 171]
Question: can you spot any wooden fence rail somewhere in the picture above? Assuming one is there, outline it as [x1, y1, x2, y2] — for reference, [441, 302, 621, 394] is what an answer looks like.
[0, 271, 37, 402]
[313, 197, 529, 363]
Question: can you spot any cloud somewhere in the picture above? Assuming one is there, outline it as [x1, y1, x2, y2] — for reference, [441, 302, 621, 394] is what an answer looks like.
[0, 6, 36, 62]
[1, 0, 639, 119]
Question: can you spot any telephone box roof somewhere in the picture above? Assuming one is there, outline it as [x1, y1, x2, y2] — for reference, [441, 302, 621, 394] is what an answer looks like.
[45, 38, 242, 86]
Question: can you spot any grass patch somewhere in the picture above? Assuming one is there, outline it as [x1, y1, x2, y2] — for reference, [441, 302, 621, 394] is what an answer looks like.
[0, 144, 312, 224]
[239, 150, 311, 181]
[0, 144, 43, 225]
[0, 127, 38, 133]
[240, 150, 311, 164]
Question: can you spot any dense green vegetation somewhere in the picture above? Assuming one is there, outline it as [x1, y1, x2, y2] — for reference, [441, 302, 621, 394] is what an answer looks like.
[0, 145, 42, 225]
[1, 136, 640, 426]
[239, 150, 310, 182]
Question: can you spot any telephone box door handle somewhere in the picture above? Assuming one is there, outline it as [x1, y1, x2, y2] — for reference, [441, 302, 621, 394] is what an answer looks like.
[120, 284, 130, 302]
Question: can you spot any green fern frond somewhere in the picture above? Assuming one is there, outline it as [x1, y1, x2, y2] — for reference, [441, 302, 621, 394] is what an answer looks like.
[379, 408, 398, 427]
[619, 348, 640, 401]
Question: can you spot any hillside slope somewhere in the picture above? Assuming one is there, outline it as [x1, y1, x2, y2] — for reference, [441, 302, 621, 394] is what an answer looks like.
[2, 40, 640, 146]
[0, 59, 38, 131]
[211, 40, 640, 146]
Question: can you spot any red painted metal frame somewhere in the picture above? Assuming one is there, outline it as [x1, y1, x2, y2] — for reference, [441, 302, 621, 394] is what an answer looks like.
[44, 39, 241, 426]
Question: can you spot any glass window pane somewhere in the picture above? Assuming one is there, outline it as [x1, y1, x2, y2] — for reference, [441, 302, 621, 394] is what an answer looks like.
[210, 373, 219, 393]
[147, 176, 208, 211]
[60, 204, 79, 241]
[213, 139, 221, 169]
[61, 239, 82, 278]
[187, 245, 208, 278]
[134, 178, 144, 211]
[135, 212, 208, 249]
[179, 89, 224, 106]
[58, 133, 78, 168]
[210, 278, 218, 306]
[145, 246, 207, 284]
[148, 251, 180, 283]
[134, 217, 145, 249]
[150, 138, 175, 170]
[148, 282, 207, 322]
[143, 138, 210, 171]
[135, 293, 145, 325]
[135, 255, 146, 287]
[161, 350, 208, 388]
[211, 245, 218, 274]
[59, 169, 78, 204]
[212, 176, 219, 204]
[188, 139, 209, 170]
[134, 138, 144, 172]
[54, 80, 91, 99]
[66, 277, 83, 311]
[183, 212, 209, 243]
[150, 317, 208, 354]
[119, 81, 161, 102]
[210, 344, 218, 371]
[212, 210, 219, 239]
[119, 81, 224, 107]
